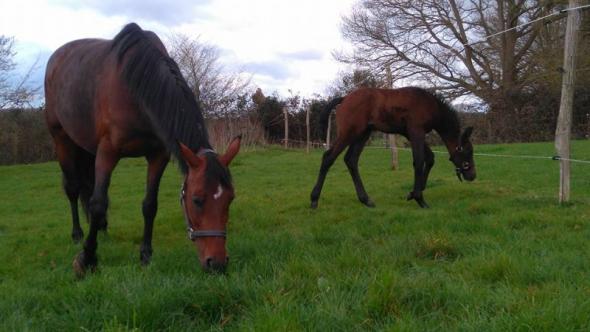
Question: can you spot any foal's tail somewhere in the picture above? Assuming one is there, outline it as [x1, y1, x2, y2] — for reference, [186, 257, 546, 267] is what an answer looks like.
[319, 96, 344, 140]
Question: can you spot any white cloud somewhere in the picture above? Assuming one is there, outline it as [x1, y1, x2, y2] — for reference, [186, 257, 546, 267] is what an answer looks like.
[1, 0, 357, 98]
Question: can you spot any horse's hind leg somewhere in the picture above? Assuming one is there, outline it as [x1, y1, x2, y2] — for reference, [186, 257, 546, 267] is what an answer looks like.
[53, 131, 85, 242]
[344, 129, 374, 207]
[140, 150, 169, 265]
[310, 138, 349, 209]
[407, 132, 430, 208]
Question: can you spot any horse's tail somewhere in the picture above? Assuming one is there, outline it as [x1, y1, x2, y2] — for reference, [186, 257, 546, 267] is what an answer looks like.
[319, 96, 344, 140]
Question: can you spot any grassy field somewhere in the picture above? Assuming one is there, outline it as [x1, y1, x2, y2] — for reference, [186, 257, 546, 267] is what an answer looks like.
[1, 140, 590, 331]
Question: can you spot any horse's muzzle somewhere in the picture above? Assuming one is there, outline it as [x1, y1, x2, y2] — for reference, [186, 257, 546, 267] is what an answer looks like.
[202, 256, 229, 274]
[456, 168, 476, 182]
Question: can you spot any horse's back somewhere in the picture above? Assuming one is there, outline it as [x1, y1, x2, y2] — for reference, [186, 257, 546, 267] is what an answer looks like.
[45, 38, 112, 152]
[339, 87, 439, 135]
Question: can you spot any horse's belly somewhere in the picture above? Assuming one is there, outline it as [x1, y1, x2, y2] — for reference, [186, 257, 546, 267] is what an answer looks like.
[56, 108, 99, 154]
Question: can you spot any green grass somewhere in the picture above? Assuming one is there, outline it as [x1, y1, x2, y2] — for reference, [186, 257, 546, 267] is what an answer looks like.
[1, 140, 590, 331]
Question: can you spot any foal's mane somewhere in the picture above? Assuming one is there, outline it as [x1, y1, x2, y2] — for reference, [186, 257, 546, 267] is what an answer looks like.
[427, 90, 461, 139]
[111, 23, 212, 175]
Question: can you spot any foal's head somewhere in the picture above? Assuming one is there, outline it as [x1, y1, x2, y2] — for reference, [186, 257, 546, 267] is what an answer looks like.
[450, 127, 476, 182]
[178, 136, 241, 273]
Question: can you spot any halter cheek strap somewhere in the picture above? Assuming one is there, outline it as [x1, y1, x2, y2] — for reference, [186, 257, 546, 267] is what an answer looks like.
[454, 146, 464, 182]
[180, 182, 227, 241]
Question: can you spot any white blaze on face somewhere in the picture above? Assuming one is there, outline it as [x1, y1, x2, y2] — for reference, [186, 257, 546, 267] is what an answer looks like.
[213, 184, 223, 200]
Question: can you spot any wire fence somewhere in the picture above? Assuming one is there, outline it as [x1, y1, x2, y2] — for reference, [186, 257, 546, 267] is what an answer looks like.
[277, 138, 590, 165]
[361, 143, 590, 165]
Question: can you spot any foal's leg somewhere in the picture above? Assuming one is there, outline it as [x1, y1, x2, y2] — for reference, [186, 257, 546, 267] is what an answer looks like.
[73, 143, 119, 277]
[420, 144, 435, 191]
[310, 138, 349, 209]
[407, 133, 429, 208]
[344, 129, 374, 207]
[140, 151, 169, 265]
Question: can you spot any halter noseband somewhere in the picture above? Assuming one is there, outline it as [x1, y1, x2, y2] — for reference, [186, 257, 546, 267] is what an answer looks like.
[179, 148, 226, 241]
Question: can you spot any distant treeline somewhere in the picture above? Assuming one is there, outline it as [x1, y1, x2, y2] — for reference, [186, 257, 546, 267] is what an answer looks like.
[1, 85, 589, 166]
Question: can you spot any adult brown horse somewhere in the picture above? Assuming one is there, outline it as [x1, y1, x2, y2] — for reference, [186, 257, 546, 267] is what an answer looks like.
[310, 87, 475, 209]
[44, 23, 241, 276]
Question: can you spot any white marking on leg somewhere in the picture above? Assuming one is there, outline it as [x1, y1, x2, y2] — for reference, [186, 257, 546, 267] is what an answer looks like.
[213, 185, 223, 200]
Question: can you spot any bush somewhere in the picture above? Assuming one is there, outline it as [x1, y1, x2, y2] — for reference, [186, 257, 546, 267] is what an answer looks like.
[0, 108, 54, 165]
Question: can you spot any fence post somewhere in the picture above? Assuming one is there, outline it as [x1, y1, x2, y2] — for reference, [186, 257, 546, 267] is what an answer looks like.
[326, 113, 332, 150]
[555, 0, 581, 203]
[283, 106, 289, 149]
[389, 134, 398, 170]
[385, 65, 399, 170]
[306, 105, 310, 153]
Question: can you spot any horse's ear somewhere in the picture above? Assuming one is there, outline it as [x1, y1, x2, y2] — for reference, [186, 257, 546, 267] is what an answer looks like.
[460, 127, 474, 145]
[219, 135, 242, 167]
[178, 141, 203, 168]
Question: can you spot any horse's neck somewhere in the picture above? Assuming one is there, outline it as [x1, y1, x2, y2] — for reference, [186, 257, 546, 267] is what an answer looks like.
[434, 109, 461, 156]
[436, 129, 460, 156]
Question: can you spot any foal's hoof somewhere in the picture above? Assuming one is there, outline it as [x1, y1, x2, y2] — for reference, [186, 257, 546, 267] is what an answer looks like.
[361, 198, 376, 208]
[71, 229, 84, 243]
[417, 200, 430, 209]
[406, 192, 430, 209]
[140, 247, 152, 266]
[310, 200, 319, 209]
[73, 251, 97, 278]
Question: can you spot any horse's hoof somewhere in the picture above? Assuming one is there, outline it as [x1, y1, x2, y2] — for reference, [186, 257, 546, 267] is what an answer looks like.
[72, 251, 97, 278]
[310, 200, 319, 209]
[71, 229, 84, 243]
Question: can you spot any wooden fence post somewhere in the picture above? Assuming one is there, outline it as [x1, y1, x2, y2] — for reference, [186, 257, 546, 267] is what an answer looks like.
[389, 134, 398, 170]
[306, 106, 310, 153]
[555, 0, 581, 203]
[385, 65, 399, 170]
[326, 113, 332, 150]
[283, 106, 289, 149]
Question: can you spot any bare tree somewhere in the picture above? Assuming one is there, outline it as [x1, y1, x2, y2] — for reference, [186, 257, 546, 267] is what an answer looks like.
[326, 68, 384, 96]
[0, 36, 39, 109]
[168, 34, 252, 118]
[337, 0, 562, 140]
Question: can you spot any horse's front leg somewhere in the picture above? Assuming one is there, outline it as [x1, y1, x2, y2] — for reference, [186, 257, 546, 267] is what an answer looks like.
[140, 151, 169, 265]
[73, 143, 119, 277]
[421, 144, 435, 191]
[407, 134, 429, 208]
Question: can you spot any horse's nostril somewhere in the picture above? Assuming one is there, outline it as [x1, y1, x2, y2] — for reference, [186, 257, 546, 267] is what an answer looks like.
[225, 256, 229, 264]
[206, 257, 213, 268]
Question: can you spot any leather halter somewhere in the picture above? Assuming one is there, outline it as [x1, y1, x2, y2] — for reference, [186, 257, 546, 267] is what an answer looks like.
[454, 146, 471, 182]
[179, 148, 227, 241]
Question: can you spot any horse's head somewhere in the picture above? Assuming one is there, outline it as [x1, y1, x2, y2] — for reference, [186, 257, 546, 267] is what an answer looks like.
[178, 136, 241, 273]
[450, 127, 476, 182]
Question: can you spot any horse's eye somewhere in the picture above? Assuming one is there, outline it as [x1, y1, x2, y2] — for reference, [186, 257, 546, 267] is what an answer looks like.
[192, 196, 205, 208]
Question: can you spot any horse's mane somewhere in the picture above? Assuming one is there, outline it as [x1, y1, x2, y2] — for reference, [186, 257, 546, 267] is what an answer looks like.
[427, 90, 461, 139]
[111, 23, 212, 175]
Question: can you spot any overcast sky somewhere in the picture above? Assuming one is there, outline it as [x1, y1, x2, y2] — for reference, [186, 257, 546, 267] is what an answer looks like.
[0, 0, 358, 99]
